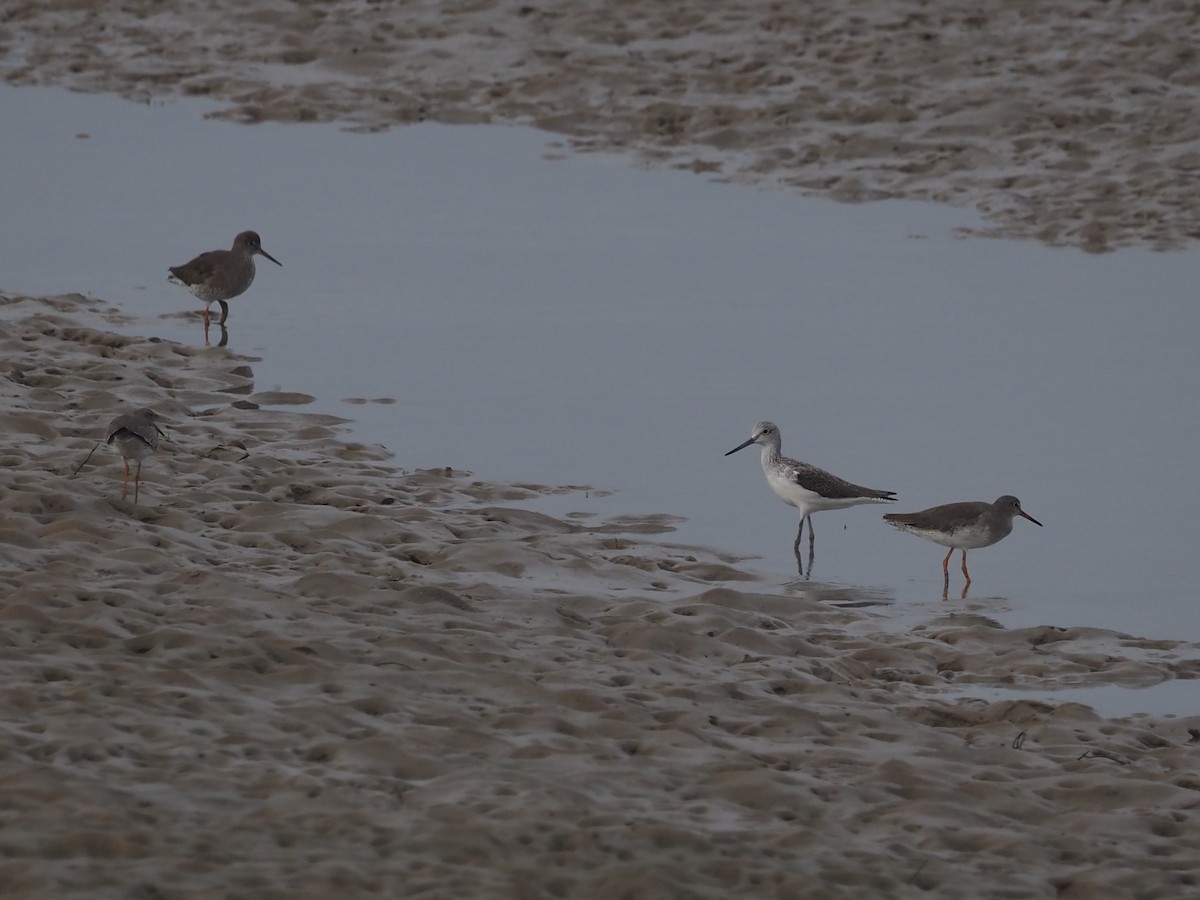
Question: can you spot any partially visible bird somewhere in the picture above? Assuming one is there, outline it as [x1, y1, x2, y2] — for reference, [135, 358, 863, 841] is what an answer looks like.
[106, 408, 165, 503]
[168, 231, 281, 341]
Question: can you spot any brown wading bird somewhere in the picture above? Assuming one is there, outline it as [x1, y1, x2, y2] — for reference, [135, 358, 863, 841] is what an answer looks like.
[106, 408, 166, 503]
[168, 231, 281, 341]
[884, 495, 1042, 594]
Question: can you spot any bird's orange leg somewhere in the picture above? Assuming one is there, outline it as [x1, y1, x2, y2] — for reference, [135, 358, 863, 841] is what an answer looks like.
[941, 548, 953, 597]
[960, 550, 971, 586]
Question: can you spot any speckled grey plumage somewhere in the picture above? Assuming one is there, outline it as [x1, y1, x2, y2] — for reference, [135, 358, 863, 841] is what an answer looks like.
[106, 408, 165, 502]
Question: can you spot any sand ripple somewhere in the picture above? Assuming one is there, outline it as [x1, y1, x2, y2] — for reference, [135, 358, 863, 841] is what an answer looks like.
[1, 292, 1198, 897]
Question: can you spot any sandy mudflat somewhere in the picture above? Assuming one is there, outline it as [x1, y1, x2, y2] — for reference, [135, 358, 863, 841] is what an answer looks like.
[4, 2, 1200, 896]
[3, 292, 1200, 897]
[4, 1, 1200, 252]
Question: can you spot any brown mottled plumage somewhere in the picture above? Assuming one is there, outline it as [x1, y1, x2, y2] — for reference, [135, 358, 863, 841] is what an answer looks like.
[168, 231, 281, 339]
[885, 495, 1042, 589]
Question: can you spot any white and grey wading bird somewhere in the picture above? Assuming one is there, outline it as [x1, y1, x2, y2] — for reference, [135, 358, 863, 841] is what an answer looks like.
[725, 420, 897, 572]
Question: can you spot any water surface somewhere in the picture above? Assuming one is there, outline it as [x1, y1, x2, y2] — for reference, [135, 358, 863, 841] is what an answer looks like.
[3, 86, 1198, 680]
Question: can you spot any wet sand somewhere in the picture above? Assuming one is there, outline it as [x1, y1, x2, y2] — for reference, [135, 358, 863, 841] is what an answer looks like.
[3, 293, 1200, 897]
[4, 2, 1200, 896]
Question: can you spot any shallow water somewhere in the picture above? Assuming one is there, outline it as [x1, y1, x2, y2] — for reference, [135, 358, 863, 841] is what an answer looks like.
[3, 86, 1198, 678]
[930, 680, 1200, 719]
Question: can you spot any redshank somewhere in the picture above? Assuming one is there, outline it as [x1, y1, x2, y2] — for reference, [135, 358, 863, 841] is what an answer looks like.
[884, 495, 1042, 592]
[106, 408, 165, 503]
[168, 231, 281, 340]
[725, 420, 897, 573]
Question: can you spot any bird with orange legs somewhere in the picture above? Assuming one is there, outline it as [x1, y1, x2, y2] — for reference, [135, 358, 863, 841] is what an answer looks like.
[884, 495, 1042, 596]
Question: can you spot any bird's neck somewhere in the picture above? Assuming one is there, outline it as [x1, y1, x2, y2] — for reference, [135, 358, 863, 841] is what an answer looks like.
[759, 442, 782, 468]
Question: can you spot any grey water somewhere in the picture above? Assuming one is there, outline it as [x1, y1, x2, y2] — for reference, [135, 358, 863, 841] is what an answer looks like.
[2, 86, 1198, 717]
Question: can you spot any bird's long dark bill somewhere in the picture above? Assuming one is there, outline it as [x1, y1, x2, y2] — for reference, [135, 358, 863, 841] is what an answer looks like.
[71, 441, 102, 476]
[1020, 510, 1044, 527]
[724, 438, 755, 457]
[261, 249, 283, 267]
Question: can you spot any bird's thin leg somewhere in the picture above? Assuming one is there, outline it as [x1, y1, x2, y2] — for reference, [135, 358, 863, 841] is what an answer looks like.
[960, 550, 971, 586]
[792, 517, 806, 575]
[133, 461, 142, 504]
[218, 300, 230, 326]
[807, 515, 816, 556]
[941, 548, 953, 597]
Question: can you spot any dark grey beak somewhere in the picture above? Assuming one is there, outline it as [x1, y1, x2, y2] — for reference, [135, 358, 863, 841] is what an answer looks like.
[724, 437, 756, 457]
[259, 248, 283, 267]
[1019, 509, 1043, 527]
